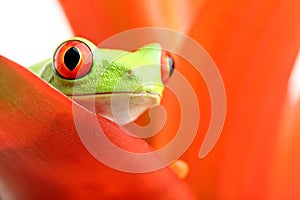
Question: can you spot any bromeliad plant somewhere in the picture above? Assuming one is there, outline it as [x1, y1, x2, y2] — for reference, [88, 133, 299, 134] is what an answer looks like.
[0, 0, 299, 199]
[0, 56, 195, 199]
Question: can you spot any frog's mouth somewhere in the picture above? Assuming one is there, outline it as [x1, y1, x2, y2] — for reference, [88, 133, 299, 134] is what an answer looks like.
[68, 92, 161, 125]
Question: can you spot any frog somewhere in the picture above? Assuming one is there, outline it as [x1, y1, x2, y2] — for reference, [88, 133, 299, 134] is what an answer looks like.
[28, 37, 190, 178]
[29, 37, 174, 125]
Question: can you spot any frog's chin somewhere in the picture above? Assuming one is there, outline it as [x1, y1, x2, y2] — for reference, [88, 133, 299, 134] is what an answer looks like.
[68, 92, 161, 125]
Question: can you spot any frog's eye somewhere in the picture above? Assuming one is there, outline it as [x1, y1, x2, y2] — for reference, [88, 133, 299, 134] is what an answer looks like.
[161, 51, 174, 84]
[53, 40, 93, 79]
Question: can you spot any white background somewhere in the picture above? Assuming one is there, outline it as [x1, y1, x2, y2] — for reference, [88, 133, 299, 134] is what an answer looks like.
[0, 0, 299, 104]
[0, 0, 72, 66]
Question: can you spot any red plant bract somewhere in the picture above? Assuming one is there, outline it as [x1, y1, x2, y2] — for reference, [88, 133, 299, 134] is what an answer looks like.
[0, 57, 196, 199]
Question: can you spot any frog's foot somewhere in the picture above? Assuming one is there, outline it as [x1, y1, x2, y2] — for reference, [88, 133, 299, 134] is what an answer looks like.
[169, 159, 189, 179]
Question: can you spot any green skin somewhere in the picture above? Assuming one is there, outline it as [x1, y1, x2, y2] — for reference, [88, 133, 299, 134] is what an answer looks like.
[28, 37, 165, 125]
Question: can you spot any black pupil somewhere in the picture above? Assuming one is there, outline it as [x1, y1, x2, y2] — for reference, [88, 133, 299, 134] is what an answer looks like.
[169, 56, 174, 76]
[64, 47, 80, 71]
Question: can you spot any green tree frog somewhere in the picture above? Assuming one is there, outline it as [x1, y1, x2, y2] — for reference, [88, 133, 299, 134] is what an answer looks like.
[29, 37, 174, 125]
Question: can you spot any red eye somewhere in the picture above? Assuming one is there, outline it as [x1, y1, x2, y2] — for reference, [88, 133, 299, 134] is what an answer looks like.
[160, 50, 175, 84]
[53, 40, 93, 79]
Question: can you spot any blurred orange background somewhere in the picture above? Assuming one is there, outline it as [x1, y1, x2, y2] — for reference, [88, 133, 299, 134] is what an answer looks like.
[58, 0, 300, 199]
[59, 0, 300, 199]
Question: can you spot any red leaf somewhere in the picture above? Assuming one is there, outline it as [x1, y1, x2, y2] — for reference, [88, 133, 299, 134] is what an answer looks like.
[0, 56, 196, 199]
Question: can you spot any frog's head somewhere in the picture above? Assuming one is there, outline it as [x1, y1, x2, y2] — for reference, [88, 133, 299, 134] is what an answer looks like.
[40, 37, 174, 125]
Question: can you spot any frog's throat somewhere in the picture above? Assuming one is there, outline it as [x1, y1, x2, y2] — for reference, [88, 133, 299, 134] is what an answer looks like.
[68, 92, 161, 125]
